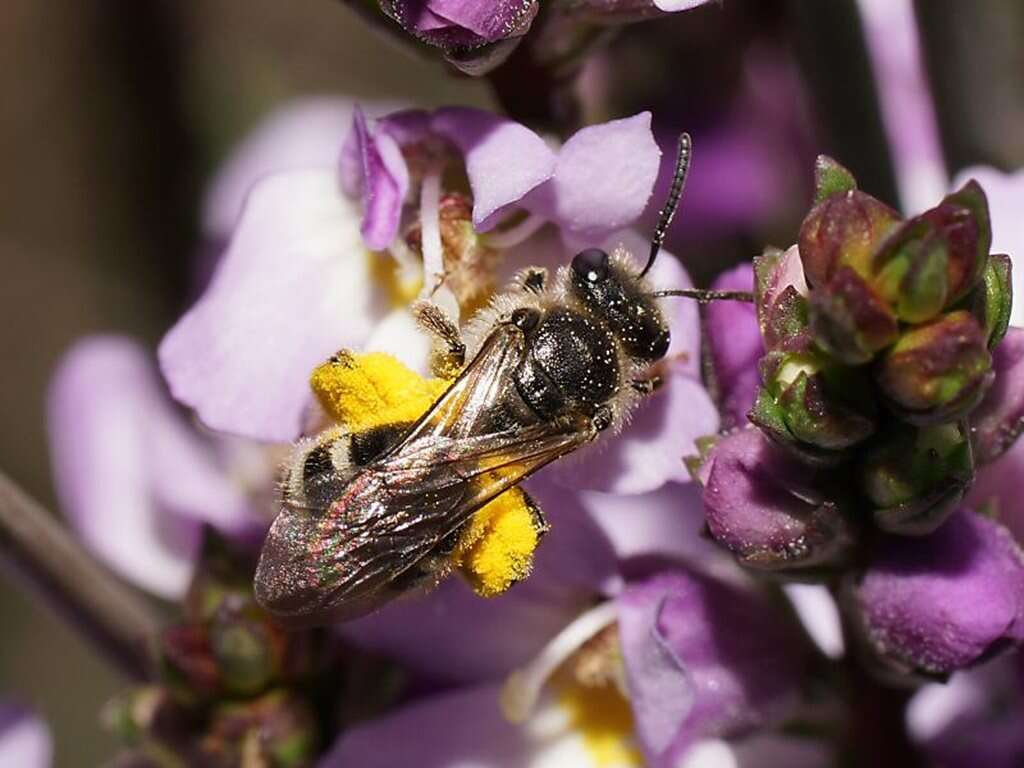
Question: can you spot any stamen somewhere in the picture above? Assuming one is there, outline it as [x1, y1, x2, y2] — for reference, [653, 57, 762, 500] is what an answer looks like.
[500, 600, 619, 723]
[483, 212, 547, 249]
[419, 166, 444, 298]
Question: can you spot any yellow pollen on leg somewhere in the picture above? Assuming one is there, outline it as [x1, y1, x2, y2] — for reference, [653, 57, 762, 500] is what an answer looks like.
[308, 351, 545, 596]
[451, 487, 545, 598]
[310, 351, 449, 432]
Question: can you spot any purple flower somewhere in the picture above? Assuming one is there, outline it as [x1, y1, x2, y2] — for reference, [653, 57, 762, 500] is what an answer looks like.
[0, 703, 51, 768]
[375, 0, 713, 75]
[48, 337, 258, 598]
[706, 263, 761, 426]
[161, 105, 717, 494]
[848, 508, 1024, 678]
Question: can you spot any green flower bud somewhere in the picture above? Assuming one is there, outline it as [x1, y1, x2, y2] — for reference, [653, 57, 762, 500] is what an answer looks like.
[969, 253, 1013, 348]
[813, 155, 857, 204]
[749, 352, 875, 464]
[860, 423, 973, 535]
[875, 310, 994, 425]
[810, 266, 899, 365]
[202, 690, 318, 768]
[210, 604, 280, 697]
[870, 217, 951, 323]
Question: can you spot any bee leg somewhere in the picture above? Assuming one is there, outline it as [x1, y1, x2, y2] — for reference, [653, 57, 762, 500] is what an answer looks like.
[631, 374, 664, 396]
[515, 267, 548, 294]
[412, 299, 466, 376]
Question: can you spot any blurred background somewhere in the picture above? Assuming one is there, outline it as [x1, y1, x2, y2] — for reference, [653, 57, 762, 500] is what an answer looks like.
[1, 1, 1022, 764]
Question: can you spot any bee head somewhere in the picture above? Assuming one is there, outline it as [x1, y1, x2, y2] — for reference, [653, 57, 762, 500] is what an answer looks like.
[570, 247, 670, 361]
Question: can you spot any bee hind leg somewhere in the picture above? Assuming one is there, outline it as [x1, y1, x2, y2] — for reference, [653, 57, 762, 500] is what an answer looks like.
[412, 299, 466, 377]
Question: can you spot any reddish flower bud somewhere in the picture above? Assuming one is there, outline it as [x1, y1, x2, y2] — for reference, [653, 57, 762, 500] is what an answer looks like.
[798, 189, 899, 288]
[876, 311, 994, 425]
[810, 266, 900, 365]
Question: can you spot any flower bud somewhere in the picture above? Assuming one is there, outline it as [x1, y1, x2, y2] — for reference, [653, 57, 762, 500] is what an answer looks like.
[751, 351, 875, 460]
[812, 155, 857, 205]
[798, 187, 900, 288]
[810, 266, 899, 365]
[701, 428, 859, 573]
[753, 245, 811, 349]
[209, 599, 283, 697]
[969, 253, 1013, 348]
[844, 510, 1024, 680]
[860, 423, 973, 535]
[875, 310, 994, 425]
[201, 690, 318, 768]
[969, 327, 1024, 464]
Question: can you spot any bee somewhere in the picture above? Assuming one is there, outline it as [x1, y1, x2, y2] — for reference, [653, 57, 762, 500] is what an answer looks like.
[254, 134, 742, 625]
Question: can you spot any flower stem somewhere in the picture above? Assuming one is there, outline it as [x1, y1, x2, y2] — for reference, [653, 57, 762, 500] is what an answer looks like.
[0, 470, 159, 681]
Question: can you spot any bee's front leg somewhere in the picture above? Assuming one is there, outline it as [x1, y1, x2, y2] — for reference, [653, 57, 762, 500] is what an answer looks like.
[514, 267, 548, 295]
[631, 363, 667, 396]
[412, 299, 466, 377]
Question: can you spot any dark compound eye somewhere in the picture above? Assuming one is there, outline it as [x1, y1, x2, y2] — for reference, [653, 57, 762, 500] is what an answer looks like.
[572, 248, 610, 284]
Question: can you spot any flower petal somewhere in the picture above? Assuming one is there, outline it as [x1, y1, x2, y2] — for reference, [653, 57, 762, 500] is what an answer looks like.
[48, 337, 252, 598]
[340, 478, 618, 685]
[429, 107, 556, 228]
[159, 170, 378, 443]
[423, 0, 537, 41]
[344, 107, 411, 250]
[204, 97, 364, 240]
[619, 570, 805, 761]
[851, 508, 1024, 677]
[0, 703, 51, 768]
[529, 113, 661, 244]
[322, 683, 609, 768]
[653, 0, 713, 10]
[707, 263, 762, 427]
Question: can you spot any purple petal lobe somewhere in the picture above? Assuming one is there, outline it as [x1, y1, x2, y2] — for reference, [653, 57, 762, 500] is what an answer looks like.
[159, 170, 378, 443]
[0, 702, 51, 768]
[706, 263, 762, 426]
[423, 0, 536, 40]
[619, 570, 804, 760]
[540, 113, 661, 242]
[48, 337, 252, 598]
[430, 107, 555, 228]
[853, 508, 1024, 676]
[653, 0, 713, 10]
[345, 107, 410, 250]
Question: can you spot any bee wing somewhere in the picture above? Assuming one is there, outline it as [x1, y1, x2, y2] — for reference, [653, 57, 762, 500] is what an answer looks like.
[256, 322, 597, 625]
[395, 321, 528, 444]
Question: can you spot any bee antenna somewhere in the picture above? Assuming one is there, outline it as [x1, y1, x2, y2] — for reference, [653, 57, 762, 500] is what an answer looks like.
[649, 288, 754, 303]
[640, 132, 692, 278]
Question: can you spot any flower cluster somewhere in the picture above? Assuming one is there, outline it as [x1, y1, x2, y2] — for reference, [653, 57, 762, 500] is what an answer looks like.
[701, 155, 1024, 681]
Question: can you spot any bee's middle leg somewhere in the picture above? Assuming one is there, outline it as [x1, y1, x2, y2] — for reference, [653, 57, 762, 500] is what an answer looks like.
[413, 299, 466, 376]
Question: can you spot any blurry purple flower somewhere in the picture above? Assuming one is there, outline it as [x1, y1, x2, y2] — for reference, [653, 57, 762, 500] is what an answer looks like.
[0, 703, 51, 768]
[706, 263, 761, 426]
[849, 508, 1024, 678]
[857, 0, 947, 212]
[48, 337, 261, 598]
[907, 654, 1024, 768]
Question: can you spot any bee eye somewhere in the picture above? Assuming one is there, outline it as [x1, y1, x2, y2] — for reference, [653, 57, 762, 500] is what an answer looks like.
[572, 248, 610, 284]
